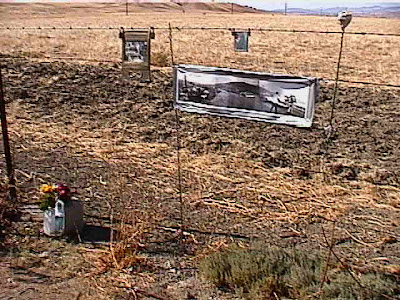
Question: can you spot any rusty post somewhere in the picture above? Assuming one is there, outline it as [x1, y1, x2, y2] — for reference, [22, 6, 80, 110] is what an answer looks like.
[0, 67, 17, 202]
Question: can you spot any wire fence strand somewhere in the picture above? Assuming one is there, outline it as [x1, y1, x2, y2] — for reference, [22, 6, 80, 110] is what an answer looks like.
[1, 26, 400, 37]
[1, 55, 399, 89]
[1, 25, 400, 89]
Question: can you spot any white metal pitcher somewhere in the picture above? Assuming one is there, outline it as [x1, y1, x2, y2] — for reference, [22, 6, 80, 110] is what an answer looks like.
[43, 198, 84, 237]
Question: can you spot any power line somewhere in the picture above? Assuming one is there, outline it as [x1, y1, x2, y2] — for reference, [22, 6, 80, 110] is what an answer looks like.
[1, 26, 400, 37]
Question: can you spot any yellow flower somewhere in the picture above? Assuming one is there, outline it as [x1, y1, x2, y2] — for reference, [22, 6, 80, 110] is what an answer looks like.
[40, 184, 55, 193]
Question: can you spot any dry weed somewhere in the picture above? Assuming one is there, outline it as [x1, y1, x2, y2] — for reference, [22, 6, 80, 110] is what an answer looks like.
[82, 210, 156, 279]
[109, 211, 152, 270]
[0, 180, 18, 247]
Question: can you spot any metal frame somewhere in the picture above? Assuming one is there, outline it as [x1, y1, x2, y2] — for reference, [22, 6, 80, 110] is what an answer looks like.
[120, 27, 155, 82]
[230, 29, 251, 52]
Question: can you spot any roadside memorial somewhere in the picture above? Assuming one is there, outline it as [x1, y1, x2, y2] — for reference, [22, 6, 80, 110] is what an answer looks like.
[174, 65, 319, 127]
[40, 183, 84, 237]
[119, 27, 155, 82]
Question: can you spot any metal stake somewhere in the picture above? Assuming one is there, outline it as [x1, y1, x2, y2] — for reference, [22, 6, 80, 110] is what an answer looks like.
[169, 23, 185, 251]
[329, 29, 346, 129]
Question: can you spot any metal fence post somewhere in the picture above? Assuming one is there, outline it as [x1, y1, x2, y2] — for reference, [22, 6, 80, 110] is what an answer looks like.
[0, 67, 17, 202]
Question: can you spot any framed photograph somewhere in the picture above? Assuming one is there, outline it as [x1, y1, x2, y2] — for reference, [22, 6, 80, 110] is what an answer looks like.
[233, 31, 250, 52]
[174, 65, 319, 127]
[119, 28, 154, 81]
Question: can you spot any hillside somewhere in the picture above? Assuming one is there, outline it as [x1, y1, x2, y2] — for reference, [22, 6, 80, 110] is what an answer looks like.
[272, 3, 400, 18]
[0, 2, 264, 16]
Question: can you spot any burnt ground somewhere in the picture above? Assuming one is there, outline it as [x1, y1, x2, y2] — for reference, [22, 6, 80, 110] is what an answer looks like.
[0, 57, 399, 299]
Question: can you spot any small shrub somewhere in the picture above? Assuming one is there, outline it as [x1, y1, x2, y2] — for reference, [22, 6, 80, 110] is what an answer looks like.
[90, 210, 155, 275]
[152, 51, 170, 67]
[108, 210, 154, 270]
[199, 244, 400, 299]
[322, 272, 399, 300]
[199, 245, 323, 299]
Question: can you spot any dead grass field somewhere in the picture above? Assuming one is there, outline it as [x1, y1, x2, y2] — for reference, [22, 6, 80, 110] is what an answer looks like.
[0, 3, 399, 299]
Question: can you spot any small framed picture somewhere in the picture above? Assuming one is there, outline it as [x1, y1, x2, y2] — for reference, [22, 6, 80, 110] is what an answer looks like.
[232, 30, 250, 52]
[119, 28, 154, 82]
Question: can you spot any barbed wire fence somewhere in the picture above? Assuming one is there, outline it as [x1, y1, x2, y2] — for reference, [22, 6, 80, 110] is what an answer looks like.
[1, 24, 399, 203]
[1, 26, 399, 88]
[1, 26, 399, 200]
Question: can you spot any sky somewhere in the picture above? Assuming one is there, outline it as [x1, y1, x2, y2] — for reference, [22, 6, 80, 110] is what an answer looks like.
[229, 0, 400, 10]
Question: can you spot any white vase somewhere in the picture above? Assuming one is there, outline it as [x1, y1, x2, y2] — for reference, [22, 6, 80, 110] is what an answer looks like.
[43, 198, 84, 237]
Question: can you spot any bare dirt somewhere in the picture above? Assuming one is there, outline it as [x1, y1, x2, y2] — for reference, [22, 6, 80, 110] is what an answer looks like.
[0, 57, 399, 299]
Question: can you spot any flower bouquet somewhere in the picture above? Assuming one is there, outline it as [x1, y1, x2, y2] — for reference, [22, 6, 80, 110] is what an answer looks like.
[39, 183, 71, 211]
[40, 183, 84, 237]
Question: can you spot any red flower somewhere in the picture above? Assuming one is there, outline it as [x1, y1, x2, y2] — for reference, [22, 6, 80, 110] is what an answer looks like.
[56, 183, 71, 199]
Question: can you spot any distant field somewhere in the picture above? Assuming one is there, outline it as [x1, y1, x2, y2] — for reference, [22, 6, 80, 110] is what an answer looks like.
[0, 3, 400, 85]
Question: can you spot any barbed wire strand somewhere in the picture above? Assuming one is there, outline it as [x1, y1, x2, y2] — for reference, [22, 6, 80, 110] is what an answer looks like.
[2, 55, 399, 89]
[1, 26, 400, 37]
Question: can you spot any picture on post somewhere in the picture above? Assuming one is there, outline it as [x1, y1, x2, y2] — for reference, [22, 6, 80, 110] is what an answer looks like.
[234, 32, 250, 52]
[125, 41, 148, 63]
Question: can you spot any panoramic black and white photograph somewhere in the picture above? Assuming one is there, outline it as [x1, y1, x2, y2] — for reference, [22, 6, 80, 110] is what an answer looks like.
[234, 32, 250, 52]
[125, 41, 148, 63]
[174, 65, 318, 127]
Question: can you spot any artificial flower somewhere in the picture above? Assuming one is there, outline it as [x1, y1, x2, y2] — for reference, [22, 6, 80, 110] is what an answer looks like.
[40, 184, 55, 193]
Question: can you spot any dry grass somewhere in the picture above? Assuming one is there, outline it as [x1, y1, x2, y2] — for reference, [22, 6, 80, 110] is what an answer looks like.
[0, 180, 16, 245]
[0, 4, 400, 85]
[0, 5, 399, 298]
[7, 98, 400, 238]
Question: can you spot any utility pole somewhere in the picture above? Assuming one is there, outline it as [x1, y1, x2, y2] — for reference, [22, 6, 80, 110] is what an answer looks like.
[0, 67, 17, 202]
[126, 0, 128, 16]
[284, 2, 288, 15]
[231, 2, 234, 14]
